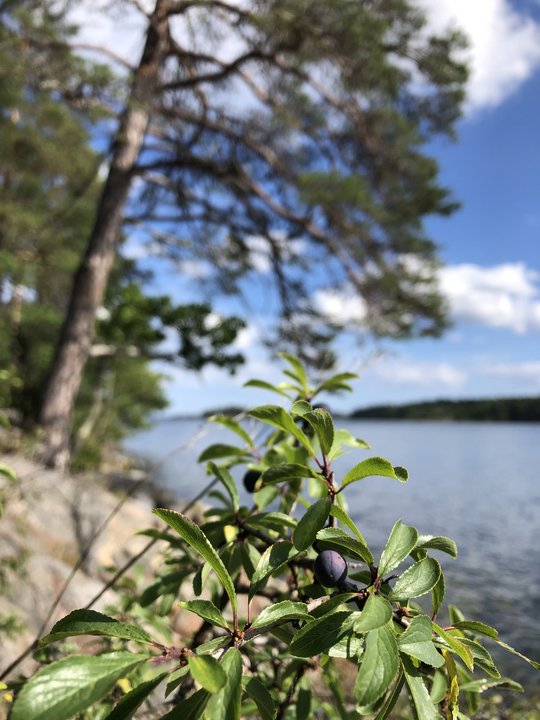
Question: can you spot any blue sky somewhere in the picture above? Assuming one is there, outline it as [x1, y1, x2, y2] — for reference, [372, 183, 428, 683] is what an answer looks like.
[76, 0, 540, 414]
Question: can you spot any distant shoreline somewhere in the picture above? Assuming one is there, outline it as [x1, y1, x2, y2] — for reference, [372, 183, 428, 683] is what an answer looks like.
[159, 396, 540, 423]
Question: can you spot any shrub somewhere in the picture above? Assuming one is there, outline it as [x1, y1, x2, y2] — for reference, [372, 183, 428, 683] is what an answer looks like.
[8, 355, 539, 719]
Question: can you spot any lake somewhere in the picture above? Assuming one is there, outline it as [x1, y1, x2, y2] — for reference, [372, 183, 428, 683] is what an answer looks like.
[125, 418, 540, 689]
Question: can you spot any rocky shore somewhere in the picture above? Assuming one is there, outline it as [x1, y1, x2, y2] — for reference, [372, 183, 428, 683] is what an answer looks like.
[0, 452, 172, 682]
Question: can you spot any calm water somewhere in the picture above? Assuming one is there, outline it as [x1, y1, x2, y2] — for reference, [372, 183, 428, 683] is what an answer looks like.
[125, 418, 540, 689]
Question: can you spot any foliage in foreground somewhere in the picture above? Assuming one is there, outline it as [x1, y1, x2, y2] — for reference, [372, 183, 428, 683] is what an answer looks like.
[7, 356, 539, 719]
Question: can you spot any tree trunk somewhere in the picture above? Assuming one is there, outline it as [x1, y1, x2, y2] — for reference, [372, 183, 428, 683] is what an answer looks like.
[38, 0, 170, 470]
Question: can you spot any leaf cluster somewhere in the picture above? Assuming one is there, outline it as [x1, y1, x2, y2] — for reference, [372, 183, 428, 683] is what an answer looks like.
[8, 355, 539, 719]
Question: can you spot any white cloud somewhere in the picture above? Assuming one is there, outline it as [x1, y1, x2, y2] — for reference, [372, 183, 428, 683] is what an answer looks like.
[371, 360, 467, 388]
[485, 361, 540, 388]
[419, 0, 540, 111]
[314, 288, 367, 324]
[439, 262, 540, 333]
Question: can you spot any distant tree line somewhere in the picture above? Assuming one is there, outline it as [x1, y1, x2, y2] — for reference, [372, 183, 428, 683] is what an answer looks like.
[350, 397, 540, 422]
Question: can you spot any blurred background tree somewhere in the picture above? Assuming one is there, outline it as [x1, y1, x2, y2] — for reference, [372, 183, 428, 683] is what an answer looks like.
[1, 0, 468, 469]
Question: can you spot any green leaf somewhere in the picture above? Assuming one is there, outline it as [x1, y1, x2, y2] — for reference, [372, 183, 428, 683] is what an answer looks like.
[104, 672, 167, 720]
[315, 372, 357, 396]
[459, 678, 523, 693]
[397, 615, 444, 668]
[207, 462, 240, 511]
[390, 558, 441, 602]
[432, 572, 445, 617]
[161, 688, 210, 719]
[452, 620, 498, 640]
[341, 457, 408, 489]
[496, 640, 540, 671]
[378, 520, 418, 578]
[11, 652, 148, 720]
[401, 655, 442, 720]
[249, 541, 299, 602]
[153, 508, 237, 614]
[246, 512, 297, 532]
[293, 497, 332, 550]
[330, 505, 370, 546]
[302, 408, 335, 456]
[244, 379, 292, 398]
[250, 601, 311, 631]
[460, 638, 500, 678]
[249, 405, 314, 454]
[0, 462, 17, 483]
[290, 611, 357, 658]
[188, 655, 227, 693]
[415, 535, 458, 558]
[279, 352, 309, 393]
[261, 463, 320, 484]
[208, 415, 253, 447]
[245, 677, 276, 720]
[290, 400, 312, 416]
[198, 444, 251, 462]
[355, 625, 399, 708]
[315, 527, 374, 565]
[40, 609, 153, 647]
[205, 648, 242, 720]
[372, 671, 405, 720]
[179, 600, 230, 631]
[296, 685, 311, 720]
[432, 624, 474, 671]
[327, 429, 370, 461]
[328, 633, 365, 660]
[353, 594, 393, 633]
[164, 666, 190, 698]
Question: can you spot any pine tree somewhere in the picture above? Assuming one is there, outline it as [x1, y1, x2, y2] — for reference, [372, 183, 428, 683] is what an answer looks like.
[38, 0, 468, 468]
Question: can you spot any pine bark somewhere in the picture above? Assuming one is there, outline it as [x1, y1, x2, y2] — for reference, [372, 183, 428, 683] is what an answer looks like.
[38, 0, 170, 470]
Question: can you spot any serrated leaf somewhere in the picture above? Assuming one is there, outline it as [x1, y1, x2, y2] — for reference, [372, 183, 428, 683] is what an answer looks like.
[390, 558, 441, 602]
[261, 463, 321, 485]
[315, 372, 357, 396]
[460, 638, 500, 678]
[246, 512, 297, 532]
[378, 520, 418, 578]
[373, 671, 405, 720]
[415, 535, 458, 558]
[208, 415, 253, 446]
[249, 541, 299, 602]
[459, 677, 523, 693]
[104, 672, 167, 720]
[341, 457, 408, 489]
[354, 594, 393, 633]
[290, 611, 357, 657]
[245, 677, 276, 720]
[164, 666, 190, 698]
[401, 654, 442, 720]
[302, 409, 334, 456]
[205, 648, 242, 720]
[316, 527, 373, 565]
[250, 601, 311, 631]
[432, 571, 445, 617]
[207, 462, 239, 511]
[179, 600, 230, 631]
[355, 625, 399, 708]
[398, 616, 444, 668]
[433, 624, 474, 671]
[244, 379, 292, 398]
[327, 429, 370, 461]
[328, 633, 364, 659]
[40, 609, 153, 647]
[290, 400, 312, 416]
[188, 655, 227, 693]
[248, 405, 314, 454]
[11, 652, 148, 720]
[161, 688, 210, 718]
[452, 620, 498, 640]
[293, 497, 332, 550]
[153, 509, 237, 614]
[496, 640, 540, 671]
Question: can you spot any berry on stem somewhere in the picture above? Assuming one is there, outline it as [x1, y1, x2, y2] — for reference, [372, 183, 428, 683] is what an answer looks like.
[314, 549, 348, 587]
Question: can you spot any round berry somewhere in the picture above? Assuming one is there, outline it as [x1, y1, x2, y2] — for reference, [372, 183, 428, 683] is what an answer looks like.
[243, 469, 261, 493]
[314, 550, 348, 587]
